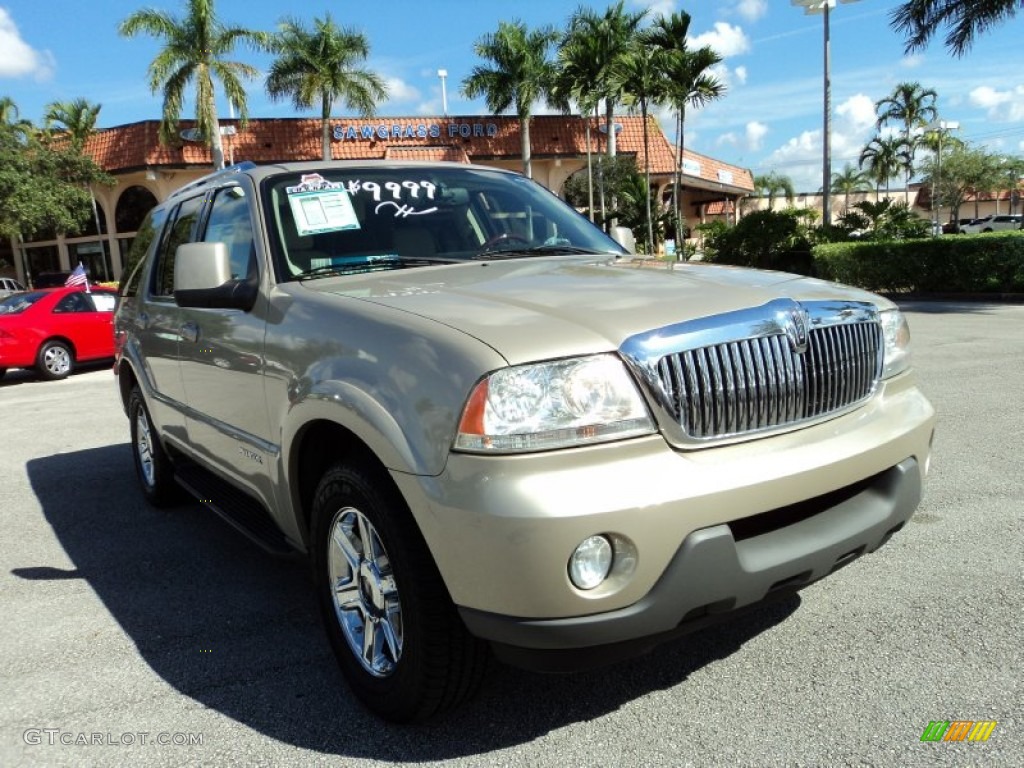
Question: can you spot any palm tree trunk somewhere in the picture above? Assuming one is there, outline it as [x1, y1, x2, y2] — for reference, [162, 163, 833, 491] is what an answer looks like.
[521, 116, 532, 178]
[585, 116, 594, 222]
[321, 96, 332, 162]
[672, 109, 682, 246]
[677, 105, 688, 249]
[596, 105, 606, 228]
[641, 105, 653, 255]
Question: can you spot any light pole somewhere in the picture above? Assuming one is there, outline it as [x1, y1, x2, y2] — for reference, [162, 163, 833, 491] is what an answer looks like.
[437, 69, 448, 117]
[926, 119, 959, 234]
[791, 0, 860, 230]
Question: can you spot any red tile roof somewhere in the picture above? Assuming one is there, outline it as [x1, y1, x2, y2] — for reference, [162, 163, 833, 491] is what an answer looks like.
[82, 115, 752, 193]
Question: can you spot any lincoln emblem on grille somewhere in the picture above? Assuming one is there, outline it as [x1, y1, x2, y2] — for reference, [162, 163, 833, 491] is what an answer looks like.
[784, 306, 810, 354]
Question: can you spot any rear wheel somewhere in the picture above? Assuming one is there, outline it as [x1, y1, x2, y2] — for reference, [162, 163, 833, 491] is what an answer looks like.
[37, 340, 73, 380]
[0, 368, 6, 380]
[311, 462, 487, 722]
[128, 386, 178, 506]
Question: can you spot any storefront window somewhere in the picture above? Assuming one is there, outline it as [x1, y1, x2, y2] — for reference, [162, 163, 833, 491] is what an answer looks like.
[69, 240, 113, 282]
[23, 246, 60, 286]
[116, 186, 158, 234]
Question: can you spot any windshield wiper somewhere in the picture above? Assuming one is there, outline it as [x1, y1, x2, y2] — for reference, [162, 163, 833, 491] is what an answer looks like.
[472, 244, 615, 260]
[297, 255, 461, 280]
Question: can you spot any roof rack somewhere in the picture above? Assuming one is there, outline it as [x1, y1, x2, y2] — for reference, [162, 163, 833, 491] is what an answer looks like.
[172, 160, 257, 197]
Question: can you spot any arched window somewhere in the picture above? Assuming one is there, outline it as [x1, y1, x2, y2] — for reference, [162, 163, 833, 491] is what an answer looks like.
[115, 186, 158, 234]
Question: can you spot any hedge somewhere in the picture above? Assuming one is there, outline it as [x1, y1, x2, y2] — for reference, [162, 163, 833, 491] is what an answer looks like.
[811, 232, 1024, 295]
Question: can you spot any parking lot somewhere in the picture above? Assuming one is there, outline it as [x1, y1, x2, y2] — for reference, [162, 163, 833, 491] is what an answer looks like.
[1, 302, 1021, 767]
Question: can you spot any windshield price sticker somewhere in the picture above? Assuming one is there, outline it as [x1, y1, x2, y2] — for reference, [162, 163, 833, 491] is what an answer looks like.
[346, 179, 439, 217]
[286, 174, 361, 236]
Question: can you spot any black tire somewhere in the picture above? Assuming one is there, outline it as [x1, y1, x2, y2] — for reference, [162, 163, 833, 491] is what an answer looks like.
[128, 386, 179, 506]
[0, 368, 6, 380]
[311, 463, 488, 722]
[36, 340, 73, 380]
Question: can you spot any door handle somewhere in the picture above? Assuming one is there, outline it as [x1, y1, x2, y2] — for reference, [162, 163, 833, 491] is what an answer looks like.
[180, 321, 199, 344]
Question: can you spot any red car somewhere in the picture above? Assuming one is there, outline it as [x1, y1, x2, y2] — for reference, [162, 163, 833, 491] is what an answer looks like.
[0, 286, 118, 381]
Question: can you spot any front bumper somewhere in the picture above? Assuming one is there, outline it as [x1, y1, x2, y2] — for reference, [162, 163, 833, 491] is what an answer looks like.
[460, 457, 919, 670]
[391, 374, 935, 662]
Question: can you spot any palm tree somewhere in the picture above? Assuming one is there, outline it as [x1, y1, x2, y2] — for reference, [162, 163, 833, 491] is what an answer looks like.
[43, 98, 102, 150]
[566, 2, 646, 160]
[0, 96, 34, 140]
[618, 38, 665, 254]
[462, 20, 559, 179]
[264, 15, 387, 162]
[753, 172, 795, 210]
[43, 98, 107, 267]
[890, 0, 1019, 57]
[830, 163, 872, 213]
[859, 136, 911, 198]
[118, 0, 261, 170]
[553, 28, 604, 221]
[875, 82, 937, 204]
[647, 11, 725, 243]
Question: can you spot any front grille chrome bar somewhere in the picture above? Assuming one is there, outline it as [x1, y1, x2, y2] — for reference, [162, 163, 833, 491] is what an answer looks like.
[621, 299, 883, 447]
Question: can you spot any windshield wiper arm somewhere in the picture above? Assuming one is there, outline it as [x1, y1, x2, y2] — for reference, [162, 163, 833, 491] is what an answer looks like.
[297, 255, 462, 279]
[472, 244, 615, 260]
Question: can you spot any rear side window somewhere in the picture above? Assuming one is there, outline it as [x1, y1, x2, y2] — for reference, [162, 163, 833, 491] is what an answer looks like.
[152, 195, 203, 297]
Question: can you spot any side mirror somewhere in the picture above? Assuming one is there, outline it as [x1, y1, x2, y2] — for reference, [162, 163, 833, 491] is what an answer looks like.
[610, 225, 636, 255]
[173, 242, 257, 311]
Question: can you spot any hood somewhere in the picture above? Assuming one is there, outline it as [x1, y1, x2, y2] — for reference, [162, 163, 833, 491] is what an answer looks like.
[310, 256, 884, 365]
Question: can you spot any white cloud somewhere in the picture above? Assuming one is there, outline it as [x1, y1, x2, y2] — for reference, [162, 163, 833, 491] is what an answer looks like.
[969, 84, 1024, 120]
[735, 0, 767, 22]
[734, 66, 748, 85]
[900, 54, 925, 69]
[635, 0, 675, 20]
[689, 23, 750, 58]
[746, 121, 768, 150]
[384, 77, 420, 104]
[757, 94, 880, 191]
[0, 8, 53, 79]
[835, 94, 877, 132]
[717, 132, 738, 147]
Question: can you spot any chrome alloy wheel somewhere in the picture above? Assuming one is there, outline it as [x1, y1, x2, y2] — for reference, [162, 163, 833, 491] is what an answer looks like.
[43, 345, 71, 377]
[134, 408, 156, 487]
[328, 506, 403, 677]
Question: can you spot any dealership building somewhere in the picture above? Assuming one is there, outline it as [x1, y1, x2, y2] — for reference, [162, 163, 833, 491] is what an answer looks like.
[4, 114, 754, 287]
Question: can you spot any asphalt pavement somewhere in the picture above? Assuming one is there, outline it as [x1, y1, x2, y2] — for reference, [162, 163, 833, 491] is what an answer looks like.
[1, 302, 1021, 767]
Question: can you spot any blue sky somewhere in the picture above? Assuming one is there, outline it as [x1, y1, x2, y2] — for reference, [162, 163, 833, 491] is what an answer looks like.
[2, 0, 1022, 191]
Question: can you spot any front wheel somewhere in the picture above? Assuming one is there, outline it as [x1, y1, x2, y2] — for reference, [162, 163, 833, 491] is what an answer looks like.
[128, 386, 178, 506]
[37, 340, 73, 380]
[311, 463, 487, 722]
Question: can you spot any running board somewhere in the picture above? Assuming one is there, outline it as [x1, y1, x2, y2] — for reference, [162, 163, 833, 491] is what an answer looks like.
[174, 462, 297, 557]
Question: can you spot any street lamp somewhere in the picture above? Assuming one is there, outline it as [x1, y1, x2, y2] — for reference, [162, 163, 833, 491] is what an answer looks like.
[791, 0, 861, 229]
[926, 119, 959, 234]
[437, 69, 449, 117]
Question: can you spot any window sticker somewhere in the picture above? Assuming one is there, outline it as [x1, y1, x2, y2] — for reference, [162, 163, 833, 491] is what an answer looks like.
[345, 179, 439, 218]
[286, 174, 361, 236]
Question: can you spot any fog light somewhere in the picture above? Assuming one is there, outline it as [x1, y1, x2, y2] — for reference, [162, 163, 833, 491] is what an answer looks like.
[569, 535, 613, 590]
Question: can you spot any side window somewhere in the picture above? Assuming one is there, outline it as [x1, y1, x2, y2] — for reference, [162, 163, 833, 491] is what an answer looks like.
[120, 207, 168, 298]
[203, 186, 255, 280]
[89, 293, 117, 312]
[152, 195, 203, 297]
[53, 292, 91, 313]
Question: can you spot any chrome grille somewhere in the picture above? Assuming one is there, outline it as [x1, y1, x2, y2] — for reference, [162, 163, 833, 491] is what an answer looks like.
[620, 300, 884, 445]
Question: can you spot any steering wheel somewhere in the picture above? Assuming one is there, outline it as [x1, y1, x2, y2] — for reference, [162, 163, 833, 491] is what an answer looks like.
[481, 232, 531, 250]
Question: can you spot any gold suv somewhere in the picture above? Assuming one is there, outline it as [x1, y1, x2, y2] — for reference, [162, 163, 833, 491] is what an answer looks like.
[114, 161, 935, 722]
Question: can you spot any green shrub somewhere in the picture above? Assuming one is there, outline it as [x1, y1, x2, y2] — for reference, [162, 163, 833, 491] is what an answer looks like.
[813, 232, 1024, 294]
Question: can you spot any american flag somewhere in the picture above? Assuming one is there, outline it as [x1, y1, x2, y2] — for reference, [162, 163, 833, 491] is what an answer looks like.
[65, 263, 89, 290]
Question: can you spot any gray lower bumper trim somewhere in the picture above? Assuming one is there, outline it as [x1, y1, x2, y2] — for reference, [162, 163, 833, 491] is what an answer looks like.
[460, 458, 921, 653]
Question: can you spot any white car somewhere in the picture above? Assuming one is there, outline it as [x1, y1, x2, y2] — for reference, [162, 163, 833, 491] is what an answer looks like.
[0, 277, 25, 299]
[960, 214, 1022, 233]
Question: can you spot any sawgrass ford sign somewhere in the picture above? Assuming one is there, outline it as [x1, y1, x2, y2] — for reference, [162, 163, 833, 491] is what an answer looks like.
[332, 121, 499, 142]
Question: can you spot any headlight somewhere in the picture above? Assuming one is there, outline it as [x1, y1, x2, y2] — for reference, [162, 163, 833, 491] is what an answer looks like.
[454, 354, 655, 453]
[879, 308, 911, 378]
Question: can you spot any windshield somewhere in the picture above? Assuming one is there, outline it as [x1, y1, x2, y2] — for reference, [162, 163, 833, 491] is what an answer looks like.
[262, 165, 625, 281]
[0, 291, 46, 315]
